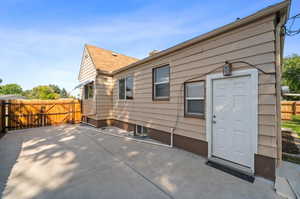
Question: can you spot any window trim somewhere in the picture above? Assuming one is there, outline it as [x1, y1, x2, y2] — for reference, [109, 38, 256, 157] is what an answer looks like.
[118, 75, 134, 100]
[152, 65, 170, 101]
[184, 80, 205, 119]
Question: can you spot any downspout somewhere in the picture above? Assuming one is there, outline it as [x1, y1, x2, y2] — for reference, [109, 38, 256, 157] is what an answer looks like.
[170, 128, 174, 147]
[274, 7, 289, 166]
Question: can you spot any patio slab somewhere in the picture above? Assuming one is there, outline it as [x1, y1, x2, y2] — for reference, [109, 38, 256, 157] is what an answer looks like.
[0, 125, 282, 199]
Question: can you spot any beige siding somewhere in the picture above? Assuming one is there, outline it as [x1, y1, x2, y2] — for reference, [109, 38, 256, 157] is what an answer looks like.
[95, 75, 113, 120]
[79, 47, 97, 117]
[78, 48, 97, 82]
[108, 15, 278, 158]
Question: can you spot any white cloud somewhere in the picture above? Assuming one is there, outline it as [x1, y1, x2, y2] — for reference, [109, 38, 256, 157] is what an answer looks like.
[0, 5, 214, 91]
[0, 0, 298, 92]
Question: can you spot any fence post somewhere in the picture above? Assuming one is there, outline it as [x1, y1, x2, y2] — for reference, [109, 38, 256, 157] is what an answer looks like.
[0, 101, 4, 133]
[292, 102, 296, 116]
[7, 100, 11, 130]
[72, 100, 75, 124]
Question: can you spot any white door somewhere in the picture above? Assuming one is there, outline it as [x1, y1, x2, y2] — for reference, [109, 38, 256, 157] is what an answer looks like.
[212, 75, 253, 168]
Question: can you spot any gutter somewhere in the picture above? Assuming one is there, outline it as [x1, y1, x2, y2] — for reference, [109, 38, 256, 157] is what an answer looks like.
[111, 0, 290, 75]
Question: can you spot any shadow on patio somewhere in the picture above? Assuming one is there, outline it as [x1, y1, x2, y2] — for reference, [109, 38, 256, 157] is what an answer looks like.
[0, 124, 281, 199]
[0, 125, 100, 199]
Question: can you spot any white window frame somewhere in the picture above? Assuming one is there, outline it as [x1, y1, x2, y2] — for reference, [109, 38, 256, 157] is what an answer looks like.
[118, 76, 133, 100]
[185, 81, 205, 116]
[153, 65, 170, 99]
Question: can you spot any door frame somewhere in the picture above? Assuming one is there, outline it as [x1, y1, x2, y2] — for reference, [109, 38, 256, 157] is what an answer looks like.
[205, 69, 258, 172]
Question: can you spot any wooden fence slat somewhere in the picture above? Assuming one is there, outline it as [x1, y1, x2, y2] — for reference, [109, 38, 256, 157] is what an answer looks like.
[0, 100, 4, 133]
[5, 99, 81, 130]
[281, 101, 300, 120]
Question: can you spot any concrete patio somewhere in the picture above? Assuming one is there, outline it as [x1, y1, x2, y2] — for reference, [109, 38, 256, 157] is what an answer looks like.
[0, 125, 282, 199]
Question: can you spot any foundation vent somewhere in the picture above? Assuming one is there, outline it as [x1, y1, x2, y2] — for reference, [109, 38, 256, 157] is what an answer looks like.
[134, 125, 148, 137]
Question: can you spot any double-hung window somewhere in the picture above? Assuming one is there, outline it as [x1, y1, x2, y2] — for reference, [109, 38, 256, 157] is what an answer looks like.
[185, 81, 205, 117]
[119, 76, 133, 100]
[84, 82, 94, 99]
[153, 65, 170, 100]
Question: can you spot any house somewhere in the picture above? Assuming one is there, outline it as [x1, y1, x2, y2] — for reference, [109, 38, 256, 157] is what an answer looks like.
[77, 1, 290, 181]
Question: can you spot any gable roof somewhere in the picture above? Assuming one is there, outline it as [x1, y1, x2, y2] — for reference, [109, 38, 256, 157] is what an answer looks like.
[85, 44, 139, 73]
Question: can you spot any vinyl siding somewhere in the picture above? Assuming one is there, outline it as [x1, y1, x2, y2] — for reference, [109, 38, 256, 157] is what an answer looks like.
[78, 48, 97, 82]
[107, 14, 278, 158]
[95, 75, 113, 120]
[78, 47, 97, 117]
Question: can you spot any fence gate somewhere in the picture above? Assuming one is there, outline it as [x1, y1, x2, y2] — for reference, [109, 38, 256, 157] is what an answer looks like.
[3, 99, 82, 130]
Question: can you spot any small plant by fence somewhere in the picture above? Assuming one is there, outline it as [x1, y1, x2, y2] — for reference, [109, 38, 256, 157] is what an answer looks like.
[281, 101, 300, 120]
[2, 99, 81, 130]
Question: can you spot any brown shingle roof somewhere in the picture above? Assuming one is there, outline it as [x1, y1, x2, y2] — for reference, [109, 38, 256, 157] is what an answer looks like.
[85, 44, 139, 73]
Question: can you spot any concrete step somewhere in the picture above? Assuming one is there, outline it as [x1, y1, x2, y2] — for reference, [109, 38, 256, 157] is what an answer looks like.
[276, 161, 300, 199]
[275, 176, 297, 199]
[207, 157, 254, 183]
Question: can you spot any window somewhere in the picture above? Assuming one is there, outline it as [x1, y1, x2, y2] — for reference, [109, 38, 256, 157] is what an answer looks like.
[185, 81, 205, 117]
[126, 76, 133, 99]
[84, 82, 94, 99]
[119, 79, 125, 99]
[119, 76, 133, 100]
[134, 125, 148, 137]
[153, 65, 170, 100]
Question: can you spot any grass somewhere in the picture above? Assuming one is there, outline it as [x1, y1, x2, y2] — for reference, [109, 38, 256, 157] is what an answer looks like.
[282, 115, 300, 137]
[282, 154, 300, 165]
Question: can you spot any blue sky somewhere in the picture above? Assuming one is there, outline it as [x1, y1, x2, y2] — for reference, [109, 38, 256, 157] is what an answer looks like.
[0, 0, 299, 92]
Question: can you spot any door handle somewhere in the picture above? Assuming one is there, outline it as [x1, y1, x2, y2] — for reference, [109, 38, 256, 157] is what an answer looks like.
[212, 120, 216, 124]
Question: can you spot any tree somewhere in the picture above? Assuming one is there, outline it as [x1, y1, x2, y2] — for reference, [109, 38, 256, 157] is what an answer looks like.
[49, 84, 61, 94]
[60, 88, 69, 98]
[0, 84, 23, 95]
[282, 54, 300, 94]
[26, 85, 60, 100]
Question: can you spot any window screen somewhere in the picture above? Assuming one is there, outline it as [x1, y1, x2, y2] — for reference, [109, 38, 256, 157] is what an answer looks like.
[126, 76, 133, 99]
[119, 76, 133, 100]
[185, 81, 205, 116]
[153, 65, 170, 99]
[119, 79, 125, 99]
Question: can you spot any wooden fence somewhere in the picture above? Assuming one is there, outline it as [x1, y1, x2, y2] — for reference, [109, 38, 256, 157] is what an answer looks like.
[3, 99, 81, 130]
[281, 101, 300, 120]
[0, 100, 4, 133]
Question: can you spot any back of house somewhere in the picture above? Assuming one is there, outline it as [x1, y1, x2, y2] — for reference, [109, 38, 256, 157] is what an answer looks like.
[77, 1, 290, 181]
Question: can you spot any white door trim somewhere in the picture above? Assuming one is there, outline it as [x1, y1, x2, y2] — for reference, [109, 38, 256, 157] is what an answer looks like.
[206, 69, 258, 172]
